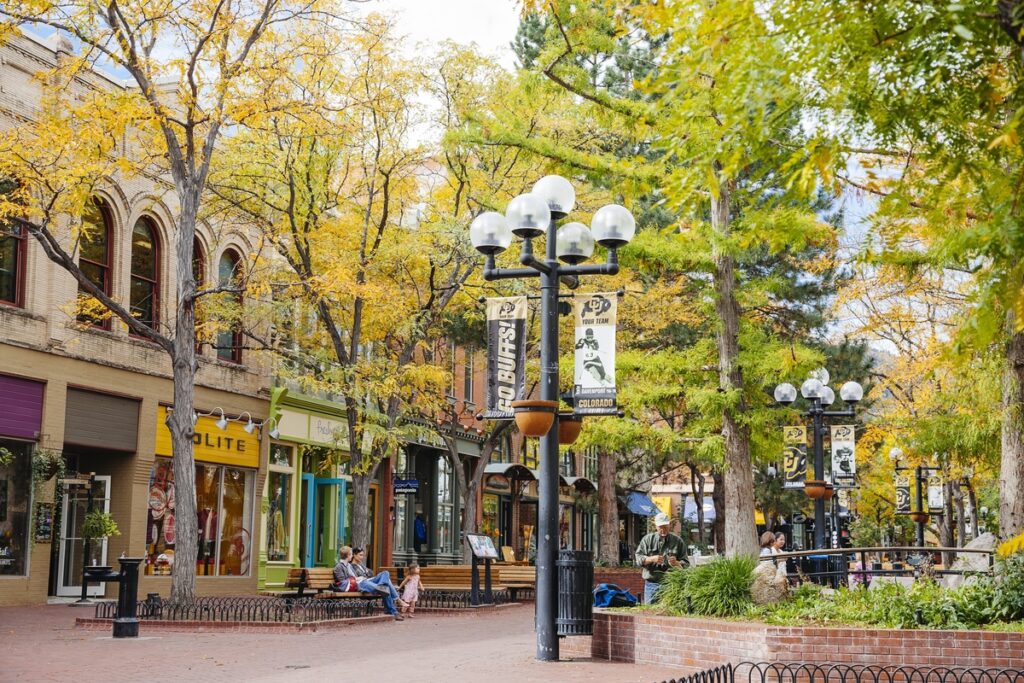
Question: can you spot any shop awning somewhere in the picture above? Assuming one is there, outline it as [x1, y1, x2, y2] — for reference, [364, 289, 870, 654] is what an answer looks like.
[484, 463, 535, 480]
[683, 496, 716, 522]
[527, 469, 570, 486]
[626, 491, 660, 517]
[564, 476, 596, 493]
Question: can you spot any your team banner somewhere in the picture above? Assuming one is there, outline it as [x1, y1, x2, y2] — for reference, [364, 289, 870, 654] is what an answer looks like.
[483, 296, 527, 419]
[783, 426, 808, 489]
[830, 425, 857, 483]
[573, 292, 617, 415]
[895, 474, 911, 514]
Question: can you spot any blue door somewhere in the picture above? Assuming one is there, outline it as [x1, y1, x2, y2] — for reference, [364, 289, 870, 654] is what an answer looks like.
[301, 475, 347, 568]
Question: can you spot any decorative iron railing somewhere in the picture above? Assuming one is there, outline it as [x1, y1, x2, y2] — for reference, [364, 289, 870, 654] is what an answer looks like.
[658, 662, 1024, 683]
[93, 595, 378, 623]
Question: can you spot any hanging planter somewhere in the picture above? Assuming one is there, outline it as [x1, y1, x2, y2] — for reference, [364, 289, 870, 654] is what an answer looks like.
[558, 413, 583, 445]
[909, 511, 930, 525]
[822, 483, 835, 501]
[512, 400, 558, 438]
[804, 480, 827, 499]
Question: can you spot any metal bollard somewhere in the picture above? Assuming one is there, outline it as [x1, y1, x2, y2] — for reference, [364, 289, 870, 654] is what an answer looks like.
[112, 557, 143, 638]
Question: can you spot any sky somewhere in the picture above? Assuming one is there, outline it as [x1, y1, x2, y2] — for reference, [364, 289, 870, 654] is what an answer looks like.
[362, 0, 521, 69]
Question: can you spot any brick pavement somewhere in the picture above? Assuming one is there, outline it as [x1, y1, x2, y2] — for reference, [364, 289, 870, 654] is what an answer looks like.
[0, 603, 687, 682]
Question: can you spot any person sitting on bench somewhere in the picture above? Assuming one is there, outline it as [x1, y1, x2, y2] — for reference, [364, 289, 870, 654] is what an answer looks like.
[333, 545, 406, 621]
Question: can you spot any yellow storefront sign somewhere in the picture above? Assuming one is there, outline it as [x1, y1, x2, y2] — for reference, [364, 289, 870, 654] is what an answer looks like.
[651, 495, 673, 518]
[155, 406, 259, 469]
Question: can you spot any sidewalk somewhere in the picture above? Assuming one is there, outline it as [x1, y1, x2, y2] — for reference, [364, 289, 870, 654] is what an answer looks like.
[0, 603, 685, 682]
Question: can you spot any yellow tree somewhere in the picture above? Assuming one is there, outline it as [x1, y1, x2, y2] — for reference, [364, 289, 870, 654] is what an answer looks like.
[0, 0, 342, 600]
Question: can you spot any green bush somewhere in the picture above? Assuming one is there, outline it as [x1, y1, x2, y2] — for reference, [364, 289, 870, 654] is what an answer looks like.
[658, 556, 756, 617]
[991, 554, 1024, 622]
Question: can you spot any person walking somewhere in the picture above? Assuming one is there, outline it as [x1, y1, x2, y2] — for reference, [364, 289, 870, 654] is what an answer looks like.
[635, 512, 687, 604]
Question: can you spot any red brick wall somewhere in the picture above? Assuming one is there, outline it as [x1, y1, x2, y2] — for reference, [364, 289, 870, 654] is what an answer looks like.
[562, 611, 1024, 670]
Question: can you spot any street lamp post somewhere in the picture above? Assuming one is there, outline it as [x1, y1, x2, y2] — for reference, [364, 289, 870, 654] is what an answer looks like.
[890, 448, 939, 547]
[774, 372, 863, 550]
[469, 176, 634, 663]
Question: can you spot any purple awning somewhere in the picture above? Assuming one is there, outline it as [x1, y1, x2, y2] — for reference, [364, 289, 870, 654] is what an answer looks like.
[0, 374, 44, 440]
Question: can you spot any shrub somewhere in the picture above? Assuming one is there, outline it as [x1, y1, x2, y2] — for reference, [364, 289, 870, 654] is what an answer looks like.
[658, 556, 756, 617]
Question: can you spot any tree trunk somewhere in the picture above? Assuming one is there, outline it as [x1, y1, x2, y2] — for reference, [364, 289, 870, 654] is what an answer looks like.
[690, 464, 706, 546]
[597, 450, 619, 565]
[711, 469, 726, 553]
[350, 471, 373, 553]
[965, 479, 980, 539]
[710, 181, 758, 558]
[938, 479, 956, 566]
[953, 480, 967, 547]
[1000, 325, 1024, 541]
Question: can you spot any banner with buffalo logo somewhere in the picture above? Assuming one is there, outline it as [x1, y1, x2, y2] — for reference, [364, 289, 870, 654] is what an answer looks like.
[782, 425, 808, 489]
[830, 425, 857, 483]
[573, 292, 618, 415]
[483, 296, 527, 419]
[895, 474, 911, 514]
[927, 474, 945, 513]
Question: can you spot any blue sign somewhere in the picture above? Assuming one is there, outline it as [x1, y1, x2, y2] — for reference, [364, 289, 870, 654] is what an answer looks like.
[394, 479, 419, 495]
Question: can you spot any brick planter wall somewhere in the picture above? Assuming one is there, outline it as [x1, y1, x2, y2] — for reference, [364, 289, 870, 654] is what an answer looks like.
[562, 610, 1024, 670]
[593, 567, 643, 599]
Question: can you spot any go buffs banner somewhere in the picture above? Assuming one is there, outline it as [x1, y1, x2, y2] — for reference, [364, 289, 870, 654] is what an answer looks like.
[783, 426, 808, 489]
[830, 424, 857, 483]
[895, 474, 911, 514]
[573, 292, 618, 415]
[483, 296, 527, 419]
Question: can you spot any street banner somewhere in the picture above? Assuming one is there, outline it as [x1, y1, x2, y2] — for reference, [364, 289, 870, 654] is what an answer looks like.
[837, 488, 852, 518]
[895, 474, 911, 514]
[483, 296, 527, 419]
[927, 474, 944, 512]
[783, 425, 808, 489]
[830, 425, 857, 483]
[573, 292, 618, 415]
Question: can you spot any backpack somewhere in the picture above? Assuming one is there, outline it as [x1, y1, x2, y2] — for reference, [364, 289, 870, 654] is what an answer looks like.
[593, 583, 638, 608]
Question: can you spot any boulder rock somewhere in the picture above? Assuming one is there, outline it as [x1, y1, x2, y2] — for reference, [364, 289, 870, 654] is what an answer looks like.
[944, 532, 996, 588]
[751, 560, 789, 605]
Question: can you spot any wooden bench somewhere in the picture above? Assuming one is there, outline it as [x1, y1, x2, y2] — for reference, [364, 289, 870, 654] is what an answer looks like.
[498, 565, 535, 600]
[284, 567, 385, 607]
[419, 565, 505, 592]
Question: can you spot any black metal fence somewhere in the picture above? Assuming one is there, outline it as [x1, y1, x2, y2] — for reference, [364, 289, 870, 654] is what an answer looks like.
[93, 595, 379, 623]
[658, 663, 1024, 683]
[416, 588, 512, 608]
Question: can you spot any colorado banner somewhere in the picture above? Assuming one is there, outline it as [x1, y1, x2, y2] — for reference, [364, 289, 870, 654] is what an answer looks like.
[895, 474, 911, 514]
[483, 296, 527, 419]
[927, 474, 945, 513]
[830, 425, 857, 483]
[783, 426, 808, 489]
[573, 292, 618, 415]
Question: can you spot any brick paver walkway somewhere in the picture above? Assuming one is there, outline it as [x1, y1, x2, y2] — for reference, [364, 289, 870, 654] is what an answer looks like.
[0, 603, 683, 682]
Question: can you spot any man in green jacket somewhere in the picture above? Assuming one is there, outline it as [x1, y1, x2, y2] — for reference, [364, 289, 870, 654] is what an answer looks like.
[635, 511, 687, 604]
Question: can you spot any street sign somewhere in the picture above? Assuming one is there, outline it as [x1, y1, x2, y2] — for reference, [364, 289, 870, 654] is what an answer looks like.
[393, 478, 419, 495]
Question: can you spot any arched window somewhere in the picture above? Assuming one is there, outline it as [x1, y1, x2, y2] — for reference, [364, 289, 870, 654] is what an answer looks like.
[129, 217, 159, 330]
[215, 249, 242, 363]
[78, 198, 112, 326]
[0, 178, 26, 308]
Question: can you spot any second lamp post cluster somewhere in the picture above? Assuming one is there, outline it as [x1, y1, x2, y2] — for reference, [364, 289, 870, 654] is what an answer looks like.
[774, 370, 864, 550]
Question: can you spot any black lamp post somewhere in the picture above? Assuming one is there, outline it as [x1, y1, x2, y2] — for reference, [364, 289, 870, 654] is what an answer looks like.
[890, 448, 940, 547]
[774, 371, 863, 550]
[469, 176, 634, 663]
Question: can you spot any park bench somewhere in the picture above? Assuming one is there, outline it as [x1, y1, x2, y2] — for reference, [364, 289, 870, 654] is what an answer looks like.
[497, 565, 535, 600]
[284, 567, 384, 608]
[419, 565, 506, 592]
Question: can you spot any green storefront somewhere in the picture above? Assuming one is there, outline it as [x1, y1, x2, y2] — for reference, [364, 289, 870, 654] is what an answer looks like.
[258, 388, 368, 591]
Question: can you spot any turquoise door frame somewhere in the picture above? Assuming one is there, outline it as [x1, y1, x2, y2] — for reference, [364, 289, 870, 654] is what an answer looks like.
[301, 474, 347, 568]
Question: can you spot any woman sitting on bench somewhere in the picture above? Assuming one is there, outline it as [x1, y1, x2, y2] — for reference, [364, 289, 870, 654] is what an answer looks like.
[333, 546, 406, 621]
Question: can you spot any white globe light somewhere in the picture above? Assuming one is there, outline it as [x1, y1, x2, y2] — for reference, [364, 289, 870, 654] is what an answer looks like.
[839, 381, 864, 403]
[531, 175, 576, 216]
[590, 204, 636, 247]
[820, 385, 835, 406]
[505, 193, 551, 239]
[800, 378, 823, 399]
[555, 222, 595, 264]
[774, 382, 797, 405]
[889, 446, 903, 461]
[810, 367, 831, 386]
[469, 212, 513, 255]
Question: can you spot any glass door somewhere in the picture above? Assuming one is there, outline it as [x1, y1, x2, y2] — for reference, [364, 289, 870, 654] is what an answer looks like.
[301, 474, 345, 567]
[57, 476, 111, 597]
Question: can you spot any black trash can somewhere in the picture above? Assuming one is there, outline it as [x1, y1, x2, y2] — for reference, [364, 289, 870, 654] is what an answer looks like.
[556, 549, 594, 636]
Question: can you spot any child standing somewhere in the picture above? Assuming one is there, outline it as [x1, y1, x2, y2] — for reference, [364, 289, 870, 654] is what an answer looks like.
[398, 563, 423, 617]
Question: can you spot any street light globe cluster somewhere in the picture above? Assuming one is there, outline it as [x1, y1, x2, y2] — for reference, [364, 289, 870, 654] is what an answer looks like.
[469, 175, 636, 260]
[774, 373, 863, 407]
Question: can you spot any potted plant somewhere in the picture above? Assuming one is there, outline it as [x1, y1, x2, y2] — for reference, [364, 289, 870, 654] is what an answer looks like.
[558, 413, 583, 445]
[804, 480, 827, 499]
[511, 399, 558, 437]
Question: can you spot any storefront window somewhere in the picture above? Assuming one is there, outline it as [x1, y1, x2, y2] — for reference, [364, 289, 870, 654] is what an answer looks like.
[437, 457, 454, 553]
[266, 445, 293, 562]
[145, 458, 254, 576]
[523, 441, 539, 469]
[559, 503, 573, 549]
[393, 495, 408, 552]
[0, 440, 31, 576]
[520, 501, 537, 563]
[481, 493, 500, 550]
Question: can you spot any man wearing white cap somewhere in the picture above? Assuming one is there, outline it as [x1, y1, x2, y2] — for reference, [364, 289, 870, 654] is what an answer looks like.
[635, 511, 687, 604]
